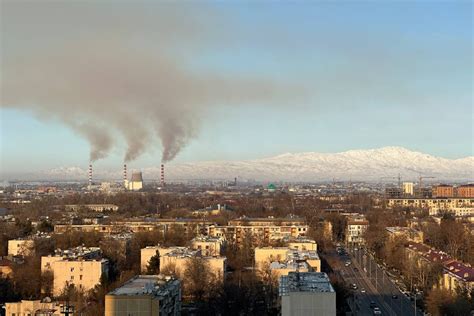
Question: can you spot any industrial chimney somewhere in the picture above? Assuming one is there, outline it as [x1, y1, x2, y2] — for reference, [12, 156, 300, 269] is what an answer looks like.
[123, 164, 128, 188]
[88, 164, 92, 188]
[160, 164, 165, 186]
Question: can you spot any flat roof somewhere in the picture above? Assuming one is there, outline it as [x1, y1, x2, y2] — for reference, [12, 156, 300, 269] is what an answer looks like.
[279, 272, 334, 295]
[108, 275, 178, 297]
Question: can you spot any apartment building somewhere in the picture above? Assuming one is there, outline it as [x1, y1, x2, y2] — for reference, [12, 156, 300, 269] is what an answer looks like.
[140, 246, 182, 273]
[228, 216, 306, 227]
[255, 247, 321, 277]
[279, 272, 336, 316]
[387, 198, 474, 212]
[41, 246, 108, 296]
[65, 204, 119, 212]
[385, 227, 424, 243]
[207, 223, 308, 246]
[105, 275, 181, 316]
[405, 242, 474, 294]
[55, 219, 215, 235]
[5, 299, 63, 316]
[191, 235, 225, 256]
[433, 185, 455, 198]
[346, 217, 369, 246]
[160, 248, 226, 279]
[457, 184, 474, 198]
[8, 239, 35, 256]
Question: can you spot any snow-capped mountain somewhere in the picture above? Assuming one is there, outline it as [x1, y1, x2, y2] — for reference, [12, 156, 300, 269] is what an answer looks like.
[5, 147, 473, 182]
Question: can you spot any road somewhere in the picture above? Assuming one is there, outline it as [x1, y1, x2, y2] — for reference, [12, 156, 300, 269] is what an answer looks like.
[334, 246, 422, 316]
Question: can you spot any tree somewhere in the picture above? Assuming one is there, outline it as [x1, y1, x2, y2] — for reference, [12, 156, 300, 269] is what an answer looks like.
[183, 257, 216, 302]
[146, 251, 160, 275]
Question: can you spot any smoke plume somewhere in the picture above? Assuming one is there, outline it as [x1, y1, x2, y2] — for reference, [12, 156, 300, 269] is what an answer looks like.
[1, 2, 303, 163]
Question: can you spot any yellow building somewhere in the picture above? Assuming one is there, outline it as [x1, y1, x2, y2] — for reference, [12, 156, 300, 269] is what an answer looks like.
[8, 239, 35, 256]
[105, 275, 181, 316]
[5, 300, 62, 316]
[387, 198, 474, 210]
[441, 260, 474, 294]
[160, 248, 226, 279]
[191, 235, 225, 256]
[385, 227, 424, 243]
[255, 247, 321, 277]
[346, 217, 369, 246]
[41, 247, 108, 296]
[140, 246, 181, 273]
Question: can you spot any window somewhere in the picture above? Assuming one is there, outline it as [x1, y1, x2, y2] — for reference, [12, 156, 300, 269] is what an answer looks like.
[70, 267, 74, 272]
[80, 275, 83, 280]
[71, 276, 74, 280]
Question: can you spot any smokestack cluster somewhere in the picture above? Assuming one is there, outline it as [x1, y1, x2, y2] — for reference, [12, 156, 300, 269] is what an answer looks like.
[160, 164, 165, 186]
[88, 164, 92, 187]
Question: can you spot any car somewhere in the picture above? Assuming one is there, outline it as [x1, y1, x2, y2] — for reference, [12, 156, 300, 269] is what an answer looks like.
[373, 307, 382, 315]
[361, 288, 366, 293]
[392, 294, 398, 299]
[369, 301, 376, 309]
[345, 261, 351, 266]
[351, 283, 358, 290]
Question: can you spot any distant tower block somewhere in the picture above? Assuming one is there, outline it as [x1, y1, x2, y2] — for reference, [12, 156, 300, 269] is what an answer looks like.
[160, 164, 165, 186]
[88, 164, 92, 188]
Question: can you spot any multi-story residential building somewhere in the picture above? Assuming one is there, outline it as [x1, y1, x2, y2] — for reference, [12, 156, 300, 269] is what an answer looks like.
[141, 246, 226, 278]
[385, 227, 424, 243]
[284, 236, 318, 251]
[403, 182, 415, 196]
[387, 198, 474, 211]
[191, 235, 225, 256]
[255, 247, 321, 278]
[5, 299, 63, 316]
[345, 217, 369, 246]
[405, 242, 474, 294]
[160, 248, 226, 279]
[54, 218, 216, 235]
[207, 221, 309, 246]
[7, 238, 35, 256]
[228, 216, 306, 227]
[457, 184, 474, 198]
[433, 184, 455, 198]
[105, 275, 181, 316]
[41, 246, 108, 296]
[64, 204, 119, 212]
[279, 272, 336, 316]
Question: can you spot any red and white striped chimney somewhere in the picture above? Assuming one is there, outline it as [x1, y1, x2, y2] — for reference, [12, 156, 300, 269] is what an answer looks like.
[160, 164, 165, 186]
[88, 164, 92, 187]
[123, 164, 127, 183]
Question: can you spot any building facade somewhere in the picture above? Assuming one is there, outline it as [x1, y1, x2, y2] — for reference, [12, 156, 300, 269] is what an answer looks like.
[105, 275, 181, 316]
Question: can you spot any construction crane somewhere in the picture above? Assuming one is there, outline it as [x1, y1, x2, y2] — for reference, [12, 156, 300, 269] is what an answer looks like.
[380, 173, 402, 188]
[418, 175, 435, 197]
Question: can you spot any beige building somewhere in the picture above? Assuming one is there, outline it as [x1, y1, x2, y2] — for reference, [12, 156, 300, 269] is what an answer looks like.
[5, 300, 63, 316]
[41, 247, 108, 296]
[160, 248, 226, 279]
[387, 198, 474, 210]
[255, 247, 321, 278]
[403, 182, 415, 196]
[105, 275, 181, 316]
[140, 246, 181, 273]
[64, 204, 119, 212]
[191, 235, 225, 256]
[8, 239, 35, 256]
[385, 227, 424, 243]
[280, 272, 336, 316]
[346, 217, 369, 246]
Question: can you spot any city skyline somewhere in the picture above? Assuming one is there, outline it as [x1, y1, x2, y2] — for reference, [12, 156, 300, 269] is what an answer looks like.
[1, 1, 472, 174]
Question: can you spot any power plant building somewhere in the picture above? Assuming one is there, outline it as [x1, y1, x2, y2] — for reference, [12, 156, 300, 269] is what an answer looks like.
[127, 171, 143, 191]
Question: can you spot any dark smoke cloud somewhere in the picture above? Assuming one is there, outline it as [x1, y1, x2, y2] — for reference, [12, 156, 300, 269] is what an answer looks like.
[1, 2, 305, 163]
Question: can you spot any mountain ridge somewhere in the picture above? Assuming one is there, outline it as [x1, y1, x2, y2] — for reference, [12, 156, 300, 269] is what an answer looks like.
[3, 147, 473, 182]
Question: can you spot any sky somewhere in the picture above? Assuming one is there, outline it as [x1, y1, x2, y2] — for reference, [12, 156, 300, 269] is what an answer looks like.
[1, 1, 473, 174]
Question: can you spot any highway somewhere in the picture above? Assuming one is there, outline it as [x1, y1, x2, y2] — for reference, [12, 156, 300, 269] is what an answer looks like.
[334, 246, 422, 316]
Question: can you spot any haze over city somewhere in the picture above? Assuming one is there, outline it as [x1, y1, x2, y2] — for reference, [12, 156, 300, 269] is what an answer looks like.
[1, 1, 472, 177]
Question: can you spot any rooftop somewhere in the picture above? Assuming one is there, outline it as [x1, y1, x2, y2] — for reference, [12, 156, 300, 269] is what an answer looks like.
[279, 272, 334, 296]
[108, 275, 179, 297]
